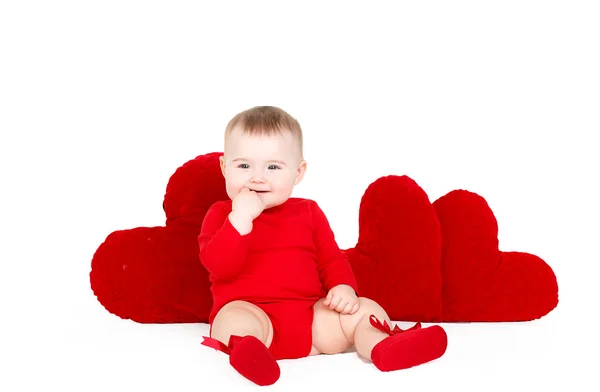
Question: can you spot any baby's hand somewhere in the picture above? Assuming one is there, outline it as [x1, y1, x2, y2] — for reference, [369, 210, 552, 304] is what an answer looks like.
[323, 284, 359, 315]
[232, 188, 266, 220]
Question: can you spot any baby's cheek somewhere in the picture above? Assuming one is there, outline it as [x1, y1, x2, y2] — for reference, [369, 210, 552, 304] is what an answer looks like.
[225, 178, 243, 198]
[227, 173, 245, 190]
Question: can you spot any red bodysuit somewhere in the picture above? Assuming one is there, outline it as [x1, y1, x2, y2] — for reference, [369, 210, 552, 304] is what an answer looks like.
[198, 197, 359, 360]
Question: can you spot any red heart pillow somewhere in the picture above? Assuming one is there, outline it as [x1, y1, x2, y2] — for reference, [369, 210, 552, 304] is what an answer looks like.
[433, 189, 559, 321]
[344, 175, 559, 322]
[90, 152, 227, 323]
[90, 153, 558, 323]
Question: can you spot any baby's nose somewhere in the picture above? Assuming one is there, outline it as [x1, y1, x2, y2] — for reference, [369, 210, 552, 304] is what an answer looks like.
[250, 174, 266, 183]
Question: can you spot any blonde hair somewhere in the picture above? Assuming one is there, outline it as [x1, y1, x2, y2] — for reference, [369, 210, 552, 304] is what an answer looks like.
[224, 106, 304, 157]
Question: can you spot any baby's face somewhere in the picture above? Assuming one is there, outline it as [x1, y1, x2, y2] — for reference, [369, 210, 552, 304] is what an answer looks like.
[220, 126, 306, 209]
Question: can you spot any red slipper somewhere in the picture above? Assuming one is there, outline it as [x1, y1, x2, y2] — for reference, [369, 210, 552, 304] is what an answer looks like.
[369, 315, 447, 371]
[202, 335, 280, 386]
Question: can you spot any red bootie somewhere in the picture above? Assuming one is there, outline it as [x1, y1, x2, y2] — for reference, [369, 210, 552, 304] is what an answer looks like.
[369, 315, 447, 371]
[202, 335, 280, 386]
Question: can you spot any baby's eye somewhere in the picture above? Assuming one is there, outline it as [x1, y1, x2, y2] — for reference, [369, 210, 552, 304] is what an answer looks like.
[237, 164, 249, 169]
[268, 165, 280, 170]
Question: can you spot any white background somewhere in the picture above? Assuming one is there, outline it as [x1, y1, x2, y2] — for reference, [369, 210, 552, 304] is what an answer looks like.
[1, 1, 598, 391]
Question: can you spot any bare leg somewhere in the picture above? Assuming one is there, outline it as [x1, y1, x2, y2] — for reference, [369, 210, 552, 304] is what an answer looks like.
[210, 300, 273, 348]
[312, 297, 447, 371]
[312, 297, 388, 357]
[205, 300, 279, 386]
[339, 297, 391, 359]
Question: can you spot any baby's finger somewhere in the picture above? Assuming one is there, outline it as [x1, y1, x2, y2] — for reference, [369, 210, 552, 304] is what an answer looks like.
[350, 303, 360, 314]
[335, 300, 348, 313]
[329, 295, 342, 310]
[342, 302, 354, 314]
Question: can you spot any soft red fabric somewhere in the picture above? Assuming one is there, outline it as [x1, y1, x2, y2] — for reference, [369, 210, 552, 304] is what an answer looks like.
[246, 300, 319, 359]
[344, 175, 443, 322]
[90, 152, 559, 324]
[433, 190, 560, 321]
[371, 325, 448, 371]
[90, 153, 226, 323]
[369, 315, 448, 371]
[199, 198, 358, 323]
[228, 335, 280, 386]
[213, 335, 280, 386]
[197, 197, 359, 360]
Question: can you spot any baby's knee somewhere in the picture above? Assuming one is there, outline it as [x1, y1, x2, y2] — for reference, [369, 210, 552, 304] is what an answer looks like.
[342, 297, 390, 330]
[340, 297, 389, 333]
[357, 297, 390, 323]
[357, 297, 387, 318]
[211, 301, 273, 346]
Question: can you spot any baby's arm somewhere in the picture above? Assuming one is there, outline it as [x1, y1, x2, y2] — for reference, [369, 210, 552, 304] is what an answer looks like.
[309, 200, 359, 294]
[198, 202, 250, 281]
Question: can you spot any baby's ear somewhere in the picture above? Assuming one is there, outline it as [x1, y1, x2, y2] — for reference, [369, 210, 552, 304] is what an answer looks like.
[295, 160, 307, 185]
[219, 155, 226, 177]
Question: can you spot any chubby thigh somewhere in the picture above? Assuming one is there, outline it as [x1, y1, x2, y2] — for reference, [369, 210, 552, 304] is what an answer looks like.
[311, 297, 391, 356]
[311, 299, 353, 355]
[211, 300, 274, 348]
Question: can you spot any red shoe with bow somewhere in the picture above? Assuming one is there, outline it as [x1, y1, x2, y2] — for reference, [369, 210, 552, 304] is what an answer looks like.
[369, 315, 448, 371]
[202, 335, 280, 386]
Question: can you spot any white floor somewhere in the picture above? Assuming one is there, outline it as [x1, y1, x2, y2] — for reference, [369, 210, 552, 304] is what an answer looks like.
[4, 253, 594, 392]
[24, 303, 596, 391]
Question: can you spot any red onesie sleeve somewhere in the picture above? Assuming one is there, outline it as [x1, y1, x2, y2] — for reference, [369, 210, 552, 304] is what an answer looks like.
[198, 202, 250, 282]
[309, 200, 359, 295]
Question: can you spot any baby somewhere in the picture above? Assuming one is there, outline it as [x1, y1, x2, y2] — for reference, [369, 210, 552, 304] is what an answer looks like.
[198, 106, 447, 386]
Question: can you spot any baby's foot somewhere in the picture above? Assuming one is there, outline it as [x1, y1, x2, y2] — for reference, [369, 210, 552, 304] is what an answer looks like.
[369, 315, 447, 371]
[203, 335, 280, 386]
